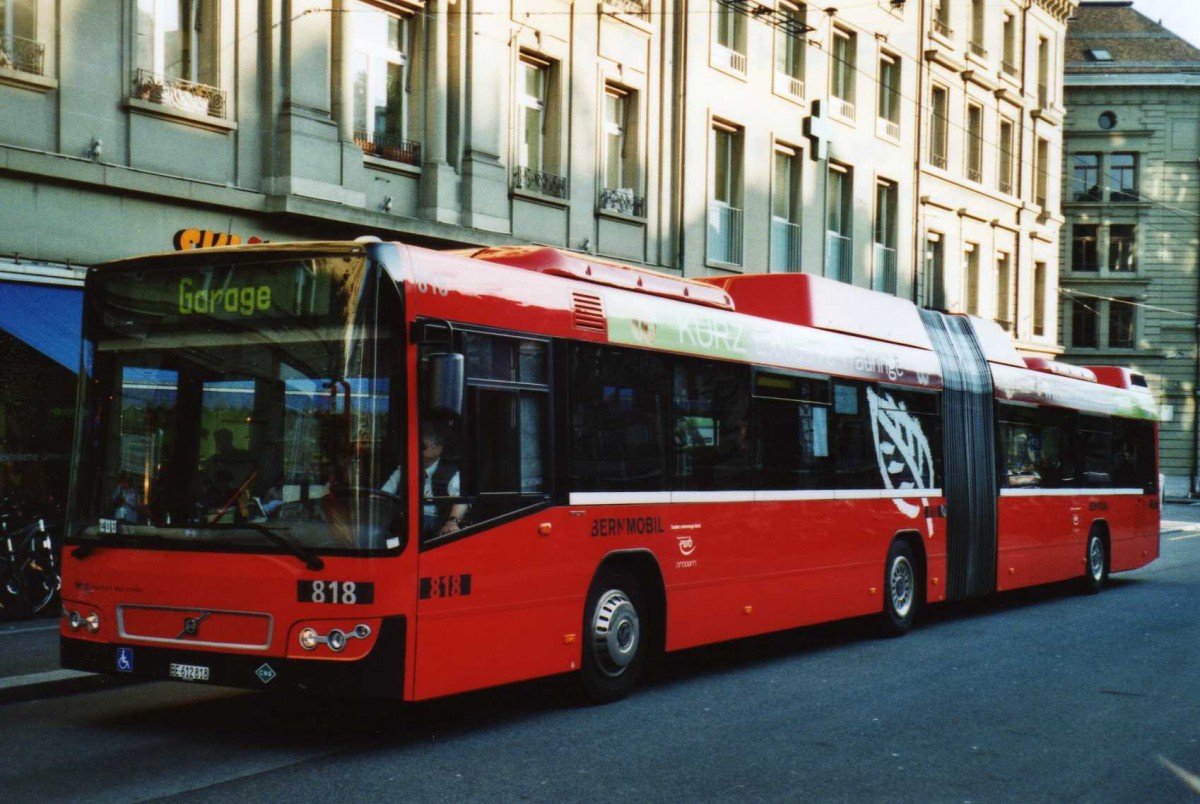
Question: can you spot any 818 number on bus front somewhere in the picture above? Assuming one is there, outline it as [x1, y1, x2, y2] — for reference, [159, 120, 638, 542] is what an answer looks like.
[297, 580, 375, 605]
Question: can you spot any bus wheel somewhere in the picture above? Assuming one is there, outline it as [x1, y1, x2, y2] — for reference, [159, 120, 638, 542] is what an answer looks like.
[882, 540, 919, 636]
[1083, 530, 1109, 595]
[579, 570, 646, 704]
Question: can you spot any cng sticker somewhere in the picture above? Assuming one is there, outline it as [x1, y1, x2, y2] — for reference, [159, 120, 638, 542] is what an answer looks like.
[255, 663, 277, 684]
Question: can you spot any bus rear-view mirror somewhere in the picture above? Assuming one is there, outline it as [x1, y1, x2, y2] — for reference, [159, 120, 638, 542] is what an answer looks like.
[429, 353, 464, 416]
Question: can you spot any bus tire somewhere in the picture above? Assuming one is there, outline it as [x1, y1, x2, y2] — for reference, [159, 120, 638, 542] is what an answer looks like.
[578, 568, 648, 704]
[1083, 529, 1109, 595]
[882, 539, 919, 636]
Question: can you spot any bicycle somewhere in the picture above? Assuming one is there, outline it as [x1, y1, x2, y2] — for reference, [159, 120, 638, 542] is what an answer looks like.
[0, 517, 60, 620]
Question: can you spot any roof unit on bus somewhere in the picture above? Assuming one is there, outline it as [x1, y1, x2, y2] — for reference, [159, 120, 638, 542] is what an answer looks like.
[1023, 357, 1098, 383]
[464, 246, 735, 311]
[694, 272, 934, 351]
[1086, 365, 1150, 391]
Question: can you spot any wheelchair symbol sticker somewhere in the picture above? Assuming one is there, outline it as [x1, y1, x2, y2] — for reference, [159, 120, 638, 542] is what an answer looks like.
[116, 647, 134, 673]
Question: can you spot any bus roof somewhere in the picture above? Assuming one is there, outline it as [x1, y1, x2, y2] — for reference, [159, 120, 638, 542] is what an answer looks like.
[463, 246, 735, 311]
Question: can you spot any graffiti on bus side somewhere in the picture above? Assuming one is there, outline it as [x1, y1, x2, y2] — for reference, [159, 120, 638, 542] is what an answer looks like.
[867, 387, 936, 536]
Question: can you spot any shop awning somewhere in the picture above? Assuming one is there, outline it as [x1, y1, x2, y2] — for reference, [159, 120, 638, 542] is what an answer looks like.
[0, 281, 83, 372]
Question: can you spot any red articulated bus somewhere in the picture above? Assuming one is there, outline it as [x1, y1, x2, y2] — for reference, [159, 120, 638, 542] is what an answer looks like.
[60, 240, 1160, 702]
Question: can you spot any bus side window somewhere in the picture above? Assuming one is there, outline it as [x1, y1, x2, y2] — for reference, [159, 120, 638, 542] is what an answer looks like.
[420, 331, 551, 540]
[568, 344, 667, 492]
[671, 358, 752, 491]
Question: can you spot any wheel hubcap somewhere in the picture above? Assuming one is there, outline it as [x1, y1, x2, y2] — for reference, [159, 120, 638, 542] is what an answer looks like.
[591, 589, 640, 678]
[890, 556, 914, 618]
[1089, 537, 1104, 581]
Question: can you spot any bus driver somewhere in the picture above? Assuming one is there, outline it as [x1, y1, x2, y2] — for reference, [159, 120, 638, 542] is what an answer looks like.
[383, 425, 470, 537]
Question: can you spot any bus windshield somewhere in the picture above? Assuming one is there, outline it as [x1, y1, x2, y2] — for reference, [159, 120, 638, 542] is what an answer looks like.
[69, 249, 405, 555]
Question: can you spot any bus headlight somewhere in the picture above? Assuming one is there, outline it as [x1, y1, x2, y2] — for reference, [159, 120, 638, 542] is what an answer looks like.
[85, 612, 101, 633]
[294, 623, 372, 653]
[67, 610, 83, 631]
[298, 627, 320, 651]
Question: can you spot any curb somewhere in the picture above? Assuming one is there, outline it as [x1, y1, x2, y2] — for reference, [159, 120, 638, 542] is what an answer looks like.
[0, 669, 115, 705]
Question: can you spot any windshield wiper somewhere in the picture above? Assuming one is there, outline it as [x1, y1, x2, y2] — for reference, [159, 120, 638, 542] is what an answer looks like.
[242, 523, 325, 571]
[71, 536, 117, 560]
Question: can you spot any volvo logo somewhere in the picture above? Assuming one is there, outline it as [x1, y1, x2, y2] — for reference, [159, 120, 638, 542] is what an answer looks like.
[177, 612, 210, 639]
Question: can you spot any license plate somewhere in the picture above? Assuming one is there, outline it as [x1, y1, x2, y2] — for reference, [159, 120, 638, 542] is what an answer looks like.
[169, 662, 210, 681]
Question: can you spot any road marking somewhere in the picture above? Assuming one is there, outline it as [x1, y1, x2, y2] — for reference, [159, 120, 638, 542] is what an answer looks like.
[0, 622, 59, 637]
[1168, 532, 1200, 541]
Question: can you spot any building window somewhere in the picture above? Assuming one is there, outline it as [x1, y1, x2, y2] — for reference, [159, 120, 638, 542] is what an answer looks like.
[877, 53, 901, 139]
[1037, 36, 1050, 108]
[708, 121, 744, 267]
[1035, 137, 1049, 208]
[1071, 298, 1098, 348]
[1109, 224, 1137, 271]
[929, 85, 948, 170]
[1109, 298, 1136, 348]
[1033, 260, 1047, 337]
[1002, 12, 1017, 75]
[770, 145, 802, 273]
[924, 232, 946, 311]
[966, 103, 983, 183]
[514, 53, 566, 198]
[825, 163, 853, 282]
[1110, 153, 1138, 202]
[350, 3, 417, 166]
[830, 27, 856, 120]
[774, 1, 805, 98]
[133, 0, 223, 117]
[873, 179, 898, 293]
[599, 84, 644, 217]
[969, 0, 987, 58]
[933, 0, 952, 38]
[1, 0, 43, 75]
[714, 0, 747, 74]
[1072, 224, 1099, 272]
[964, 243, 981, 315]
[1072, 153, 1101, 201]
[996, 251, 1013, 331]
[998, 118, 1015, 194]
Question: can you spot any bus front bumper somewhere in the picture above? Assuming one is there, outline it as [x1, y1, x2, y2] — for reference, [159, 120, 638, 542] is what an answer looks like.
[60, 615, 407, 699]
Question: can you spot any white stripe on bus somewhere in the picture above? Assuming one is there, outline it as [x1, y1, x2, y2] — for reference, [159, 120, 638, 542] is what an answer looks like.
[568, 489, 943, 506]
[999, 487, 1145, 497]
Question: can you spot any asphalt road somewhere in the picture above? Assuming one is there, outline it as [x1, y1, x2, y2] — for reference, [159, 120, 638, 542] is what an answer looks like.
[2, 515, 1198, 802]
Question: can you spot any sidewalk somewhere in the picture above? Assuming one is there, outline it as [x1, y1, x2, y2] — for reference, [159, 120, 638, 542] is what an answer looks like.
[0, 617, 117, 704]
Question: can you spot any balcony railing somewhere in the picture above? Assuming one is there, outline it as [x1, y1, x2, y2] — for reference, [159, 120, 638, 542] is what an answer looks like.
[877, 118, 900, 140]
[132, 68, 228, 119]
[967, 166, 983, 183]
[0, 34, 45, 75]
[933, 19, 953, 38]
[707, 203, 744, 266]
[514, 166, 569, 199]
[873, 243, 897, 294]
[825, 232, 852, 283]
[969, 40, 988, 59]
[355, 129, 421, 166]
[604, 0, 651, 19]
[831, 97, 856, 122]
[770, 219, 802, 273]
[930, 150, 948, 170]
[999, 177, 1013, 195]
[1037, 82, 1049, 108]
[714, 45, 747, 74]
[599, 188, 646, 217]
[1002, 59, 1018, 77]
[775, 72, 805, 99]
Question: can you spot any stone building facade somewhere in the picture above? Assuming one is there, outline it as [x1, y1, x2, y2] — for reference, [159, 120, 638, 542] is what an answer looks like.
[0, 0, 1075, 510]
[1059, 0, 1200, 497]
